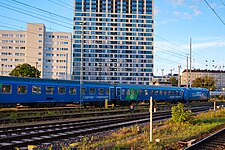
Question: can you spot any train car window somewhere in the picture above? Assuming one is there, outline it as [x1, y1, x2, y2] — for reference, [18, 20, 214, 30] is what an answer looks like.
[168, 91, 171, 95]
[1, 84, 12, 94]
[17, 85, 27, 94]
[150, 90, 153, 95]
[106, 88, 109, 95]
[69, 87, 76, 95]
[81, 87, 86, 94]
[145, 90, 148, 95]
[164, 91, 167, 95]
[122, 89, 125, 95]
[90, 88, 96, 95]
[159, 90, 163, 95]
[58, 87, 66, 94]
[46, 86, 54, 94]
[139, 90, 143, 95]
[98, 88, 104, 95]
[127, 89, 130, 95]
[171, 91, 175, 95]
[32, 86, 41, 94]
[176, 91, 179, 95]
[155, 90, 159, 95]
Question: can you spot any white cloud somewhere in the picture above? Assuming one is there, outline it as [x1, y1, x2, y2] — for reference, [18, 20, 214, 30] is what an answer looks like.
[189, 5, 201, 16]
[170, 0, 185, 6]
[173, 11, 193, 20]
[192, 40, 225, 49]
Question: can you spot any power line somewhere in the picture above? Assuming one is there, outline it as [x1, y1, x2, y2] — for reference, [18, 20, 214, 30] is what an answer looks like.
[0, 2, 72, 30]
[204, 0, 225, 26]
[48, 0, 74, 11]
[220, 0, 225, 7]
[9, 0, 72, 21]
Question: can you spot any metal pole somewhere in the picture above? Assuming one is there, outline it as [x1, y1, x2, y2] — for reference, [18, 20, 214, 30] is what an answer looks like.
[66, 53, 68, 80]
[80, 22, 85, 108]
[1, 64, 3, 76]
[214, 100, 216, 118]
[35, 62, 38, 78]
[186, 55, 189, 88]
[161, 69, 164, 82]
[190, 38, 192, 88]
[149, 96, 153, 142]
[178, 65, 181, 87]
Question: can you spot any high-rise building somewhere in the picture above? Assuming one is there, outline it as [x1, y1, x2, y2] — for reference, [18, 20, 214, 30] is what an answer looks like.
[73, 0, 154, 85]
[0, 23, 72, 79]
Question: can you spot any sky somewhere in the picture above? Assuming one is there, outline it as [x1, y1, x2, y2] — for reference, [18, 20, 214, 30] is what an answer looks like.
[0, 0, 225, 76]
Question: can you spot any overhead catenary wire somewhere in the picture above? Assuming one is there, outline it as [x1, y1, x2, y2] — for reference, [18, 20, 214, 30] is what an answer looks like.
[204, 0, 225, 26]
[9, 0, 73, 21]
[0, 2, 72, 30]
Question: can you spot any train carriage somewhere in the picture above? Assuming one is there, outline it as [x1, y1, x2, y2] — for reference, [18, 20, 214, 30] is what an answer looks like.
[114, 83, 184, 103]
[0, 76, 114, 107]
[0, 76, 81, 105]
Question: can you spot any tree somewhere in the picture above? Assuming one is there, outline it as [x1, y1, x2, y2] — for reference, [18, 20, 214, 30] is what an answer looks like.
[169, 76, 178, 86]
[192, 76, 216, 91]
[9, 63, 41, 78]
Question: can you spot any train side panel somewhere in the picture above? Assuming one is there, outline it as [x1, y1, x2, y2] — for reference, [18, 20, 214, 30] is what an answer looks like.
[183, 88, 210, 102]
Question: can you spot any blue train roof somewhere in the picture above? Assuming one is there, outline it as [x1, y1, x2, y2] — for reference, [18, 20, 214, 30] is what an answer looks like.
[115, 83, 183, 90]
[0, 76, 112, 86]
[182, 87, 209, 91]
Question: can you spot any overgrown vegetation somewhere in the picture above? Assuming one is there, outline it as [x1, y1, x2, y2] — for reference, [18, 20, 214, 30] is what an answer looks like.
[170, 103, 194, 124]
[71, 105, 225, 150]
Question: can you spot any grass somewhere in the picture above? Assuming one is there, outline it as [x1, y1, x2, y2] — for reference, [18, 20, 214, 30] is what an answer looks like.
[74, 108, 225, 150]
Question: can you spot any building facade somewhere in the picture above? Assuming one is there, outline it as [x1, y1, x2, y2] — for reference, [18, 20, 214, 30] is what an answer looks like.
[73, 0, 154, 85]
[181, 69, 225, 90]
[0, 23, 72, 79]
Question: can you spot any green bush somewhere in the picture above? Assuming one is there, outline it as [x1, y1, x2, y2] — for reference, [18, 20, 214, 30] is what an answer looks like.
[170, 103, 194, 124]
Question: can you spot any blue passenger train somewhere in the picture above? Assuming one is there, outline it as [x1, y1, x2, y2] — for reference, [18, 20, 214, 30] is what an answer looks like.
[0, 76, 210, 107]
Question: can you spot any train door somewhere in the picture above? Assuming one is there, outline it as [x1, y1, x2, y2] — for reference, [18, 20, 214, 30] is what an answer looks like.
[116, 87, 122, 100]
[109, 87, 115, 100]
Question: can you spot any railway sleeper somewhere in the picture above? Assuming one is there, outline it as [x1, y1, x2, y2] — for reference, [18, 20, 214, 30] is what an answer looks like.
[178, 139, 196, 147]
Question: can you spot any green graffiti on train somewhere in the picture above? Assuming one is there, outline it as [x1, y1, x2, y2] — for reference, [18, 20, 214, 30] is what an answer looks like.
[126, 89, 138, 100]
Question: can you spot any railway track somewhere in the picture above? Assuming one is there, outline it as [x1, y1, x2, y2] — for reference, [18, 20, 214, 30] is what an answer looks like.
[0, 109, 146, 124]
[0, 111, 170, 149]
[0, 106, 212, 149]
[185, 128, 225, 150]
[1, 101, 221, 124]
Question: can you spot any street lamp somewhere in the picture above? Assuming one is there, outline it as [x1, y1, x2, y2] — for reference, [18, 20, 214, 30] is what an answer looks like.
[80, 22, 86, 108]
[1, 64, 4, 76]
